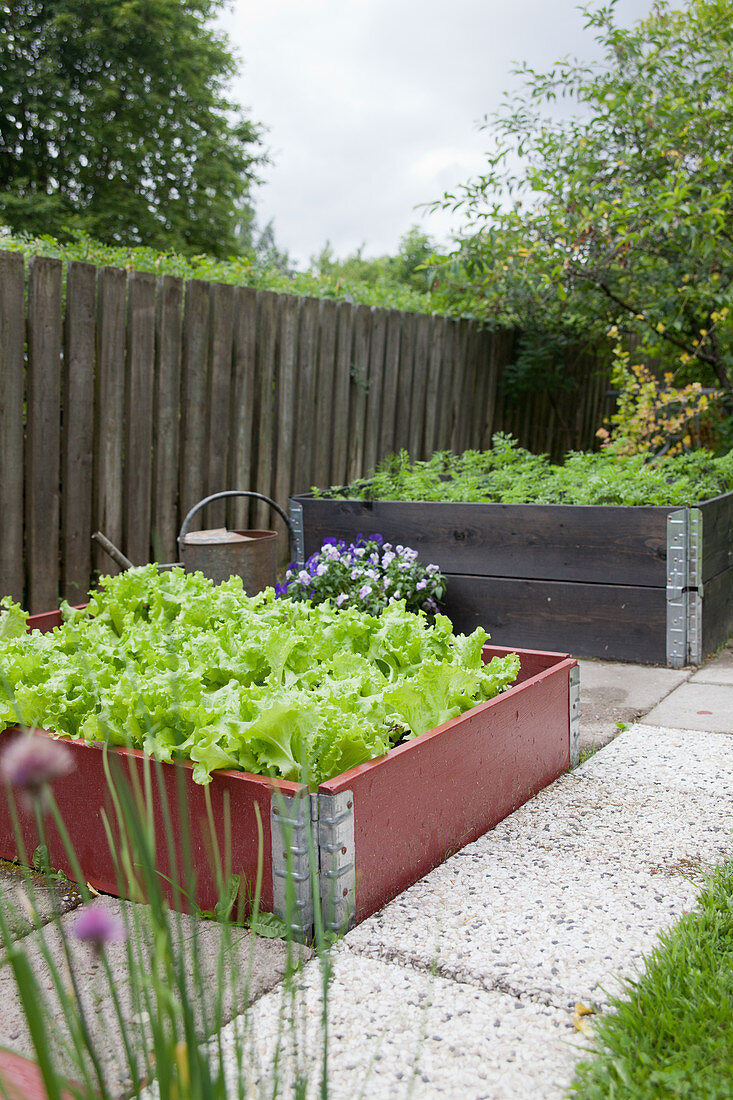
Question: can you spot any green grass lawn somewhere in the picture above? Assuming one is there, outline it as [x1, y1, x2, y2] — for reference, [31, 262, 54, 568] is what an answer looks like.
[571, 860, 733, 1098]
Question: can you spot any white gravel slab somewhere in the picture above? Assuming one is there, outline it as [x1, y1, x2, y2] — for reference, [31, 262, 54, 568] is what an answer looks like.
[207, 724, 732, 1098]
[577, 659, 690, 749]
[643, 683, 733, 732]
[214, 949, 588, 1100]
[345, 727, 733, 1009]
[690, 645, 733, 685]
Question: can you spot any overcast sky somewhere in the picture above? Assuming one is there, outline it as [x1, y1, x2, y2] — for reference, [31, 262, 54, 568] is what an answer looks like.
[217, 0, 656, 267]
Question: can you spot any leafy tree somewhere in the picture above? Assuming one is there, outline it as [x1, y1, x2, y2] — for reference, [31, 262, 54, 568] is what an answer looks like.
[432, 0, 733, 416]
[0, 0, 264, 256]
[237, 215, 293, 275]
[310, 226, 440, 294]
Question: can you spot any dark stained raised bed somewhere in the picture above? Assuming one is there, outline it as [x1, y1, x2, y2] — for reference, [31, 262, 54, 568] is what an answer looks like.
[290, 492, 733, 666]
[0, 611, 577, 938]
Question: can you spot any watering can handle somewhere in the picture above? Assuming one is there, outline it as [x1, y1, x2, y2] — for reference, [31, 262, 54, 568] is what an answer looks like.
[178, 491, 294, 557]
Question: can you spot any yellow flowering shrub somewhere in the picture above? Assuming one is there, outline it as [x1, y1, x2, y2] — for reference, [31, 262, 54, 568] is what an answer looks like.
[597, 349, 722, 457]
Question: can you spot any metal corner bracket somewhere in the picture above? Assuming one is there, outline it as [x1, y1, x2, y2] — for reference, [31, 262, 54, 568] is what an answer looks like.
[270, 787, 356, 941]
[318, 790, 356, 934]
[666, 508, 703, 668]
[569, 664, 580, 768]
[288, 499, 305, 566]
[270, 789, 314, 942]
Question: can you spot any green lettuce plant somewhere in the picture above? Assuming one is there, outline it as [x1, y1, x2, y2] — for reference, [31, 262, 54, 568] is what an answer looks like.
[0, 567, 519, 790]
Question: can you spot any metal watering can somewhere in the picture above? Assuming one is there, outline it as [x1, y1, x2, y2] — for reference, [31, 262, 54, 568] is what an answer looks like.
[177, 490, 293, 591]
[93, 490, 294, 595]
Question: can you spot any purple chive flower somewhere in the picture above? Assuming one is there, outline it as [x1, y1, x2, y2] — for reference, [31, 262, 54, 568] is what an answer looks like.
[0, 733, 74, 809]
[74, 904, 126, 954]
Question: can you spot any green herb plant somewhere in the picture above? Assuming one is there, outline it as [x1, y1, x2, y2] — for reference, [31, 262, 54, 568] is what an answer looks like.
[319, 434, 733, 507]
[0, 722, 320, 1099]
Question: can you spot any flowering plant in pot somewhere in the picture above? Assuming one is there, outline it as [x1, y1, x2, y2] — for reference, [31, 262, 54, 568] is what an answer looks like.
[275, 534, 445, 617]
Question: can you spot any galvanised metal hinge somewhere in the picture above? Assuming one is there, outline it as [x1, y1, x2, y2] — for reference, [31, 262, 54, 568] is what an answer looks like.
[666, 508, 703, 667]
[288, 499, 305, 566]
[270, 790, 314, 942]
[318, 790, 356, 934]
[569, 664, 580, 768]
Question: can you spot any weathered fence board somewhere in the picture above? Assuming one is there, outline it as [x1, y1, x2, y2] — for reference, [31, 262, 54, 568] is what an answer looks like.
[0, 252, 26, 604]
[408, 314, 430, 459]
[93, 267, 127, 576]
[293, 296, 320, 497]
[436, 319, 454, 448]
[423, 315, 446, 456]
[151, 276, 183, 563]
[26, 257, 63, 612]
[272, 294, 299, 543]
[206, 282, 236, 528]
[347, 304, 372, 482]
[379, 309, 402, 462]
[179, 280, 211, 534]
[363, 307, 387, 474]
[62, 262, 96, 602]
[394, 312, 415, 452]
[0, 251, 614, 607]
[312, 299, 337, 492]
[229, 286, 258, 530]
[253, 290, 279, 529]
[124, 271, 156, 565]
[331, 301, 354, 488]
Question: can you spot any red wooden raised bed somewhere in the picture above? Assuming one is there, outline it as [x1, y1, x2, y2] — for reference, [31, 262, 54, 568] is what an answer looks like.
[0, 611, 578, 938]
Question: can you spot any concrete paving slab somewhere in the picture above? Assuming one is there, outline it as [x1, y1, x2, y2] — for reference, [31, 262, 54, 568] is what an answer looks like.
[0, 860, 83, 939]
[0, 897, 310, 1095]
[689, 644, 733, 685]
[643, 682, 733, 732]
[211, 950, 588, 1100]
[577, 659, 691, 750]
[344, 728, 733, 1010]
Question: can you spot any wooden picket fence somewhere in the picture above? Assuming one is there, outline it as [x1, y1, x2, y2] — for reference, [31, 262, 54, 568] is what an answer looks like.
[0, 251, 611, 611]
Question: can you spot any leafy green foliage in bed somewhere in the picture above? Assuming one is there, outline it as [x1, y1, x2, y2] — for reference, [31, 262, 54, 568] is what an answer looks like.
[571, 859, 733, 1098]
[320, 434, 733, 506]
[0, 566, 519, 788]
